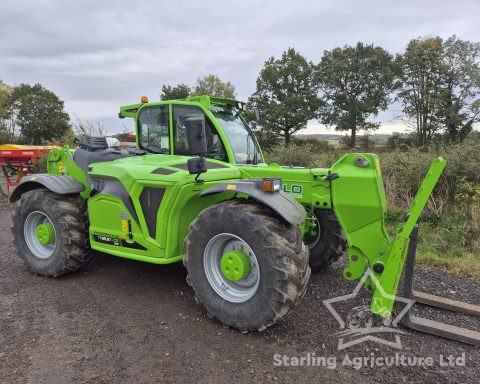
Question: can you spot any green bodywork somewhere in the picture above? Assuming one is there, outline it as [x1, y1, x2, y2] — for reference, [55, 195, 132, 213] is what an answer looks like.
[45, 95, 446, 317]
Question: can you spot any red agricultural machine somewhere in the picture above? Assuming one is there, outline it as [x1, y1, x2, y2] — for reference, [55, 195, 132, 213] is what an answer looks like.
[0, 144, 54, 197]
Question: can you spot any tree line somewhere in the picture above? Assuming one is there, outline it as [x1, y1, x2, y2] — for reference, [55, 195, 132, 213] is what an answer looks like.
[164, 35, 480, 149]
[160, 74, 236, 101]
[2, 35, 479, 148]
[0, 75, 237, 145]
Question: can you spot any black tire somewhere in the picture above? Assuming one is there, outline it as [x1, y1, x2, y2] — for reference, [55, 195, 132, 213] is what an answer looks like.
[304, 209, 346, 272]
[184, 200, 310, 332]
[11, 189, 93, 277]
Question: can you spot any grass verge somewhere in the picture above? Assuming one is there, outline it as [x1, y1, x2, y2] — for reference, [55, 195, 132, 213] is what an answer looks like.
[415, 251, 480, 279]
[386, 209, 480, 279]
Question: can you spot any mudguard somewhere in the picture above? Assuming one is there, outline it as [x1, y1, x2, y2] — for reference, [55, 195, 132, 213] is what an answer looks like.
[200, 180, 306, 225]
[10, 174, 85, 202]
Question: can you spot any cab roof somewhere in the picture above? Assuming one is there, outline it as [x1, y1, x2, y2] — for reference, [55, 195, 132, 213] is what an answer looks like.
[119, 95, 245, 119]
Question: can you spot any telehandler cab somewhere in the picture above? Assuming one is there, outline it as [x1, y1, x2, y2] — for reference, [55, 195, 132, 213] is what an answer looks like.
[10, 95, 446, 332]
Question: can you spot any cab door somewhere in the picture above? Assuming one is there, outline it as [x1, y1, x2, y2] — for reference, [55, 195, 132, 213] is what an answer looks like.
[171, 104, 229, 163]
[135, 104, 173, 244]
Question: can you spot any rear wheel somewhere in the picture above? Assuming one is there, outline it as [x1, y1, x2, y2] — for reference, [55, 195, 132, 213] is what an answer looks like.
[303, 208, 346, 272]
[11, 189, 93, 277]
[184, 200, 310, 332]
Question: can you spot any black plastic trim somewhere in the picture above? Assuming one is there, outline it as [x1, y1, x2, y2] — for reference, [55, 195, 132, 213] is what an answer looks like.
[94, 178, 139, 224]
[171, 162, 227, 171]
[152, 168, 177, 175]
[139, 187, 165, 238]
[92, 234, 147, 250]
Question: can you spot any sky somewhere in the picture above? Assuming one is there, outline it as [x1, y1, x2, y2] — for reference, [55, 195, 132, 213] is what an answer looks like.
[1, 0, 479, 136]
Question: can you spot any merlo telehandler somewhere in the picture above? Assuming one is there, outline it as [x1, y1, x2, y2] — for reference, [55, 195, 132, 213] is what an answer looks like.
[10, 95, 446, 331]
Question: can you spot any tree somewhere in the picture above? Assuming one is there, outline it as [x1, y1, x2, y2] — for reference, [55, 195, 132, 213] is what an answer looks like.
[0, 80, 12, 143]
[0, 80, 11, 120]
[191, 74, 236, 98]
[160, 83, 191, 100]
[398, 36, 480, 146]
[249, 48, 319, 146]
[397, 37, 445, 147]
[7, 83, 71, 145]
[439, 36, 480, 143]
[316, 43, 397, 148]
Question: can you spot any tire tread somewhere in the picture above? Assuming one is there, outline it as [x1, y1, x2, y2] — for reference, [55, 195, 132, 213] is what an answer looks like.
[11, 189, 93, 277]
[184, 199, 310, 332]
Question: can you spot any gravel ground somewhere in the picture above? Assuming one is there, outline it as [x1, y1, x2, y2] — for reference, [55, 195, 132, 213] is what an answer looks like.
[0, 204, 479, 383]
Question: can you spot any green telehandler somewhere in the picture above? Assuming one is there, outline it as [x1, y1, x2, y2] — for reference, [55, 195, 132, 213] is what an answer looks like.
[9, 95, 446, 332]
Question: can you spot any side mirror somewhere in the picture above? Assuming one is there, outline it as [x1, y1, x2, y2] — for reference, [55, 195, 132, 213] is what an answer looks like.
[187, 157, 207, 175]
[254, 108, 261, 123]
[185, 117, 207, 156]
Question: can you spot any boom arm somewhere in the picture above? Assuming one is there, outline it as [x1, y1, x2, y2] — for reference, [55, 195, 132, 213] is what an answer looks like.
[372, 157, 447, 316]
[330, 154, 447, 317]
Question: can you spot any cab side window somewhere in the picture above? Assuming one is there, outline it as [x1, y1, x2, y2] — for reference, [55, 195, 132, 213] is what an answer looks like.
[172, 105, 228, 162]
[138, 105, 170, 153]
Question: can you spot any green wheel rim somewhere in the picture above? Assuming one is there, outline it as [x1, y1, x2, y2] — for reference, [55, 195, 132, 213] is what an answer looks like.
[36, 223, 56, 245]
[220, 249, 252, 281]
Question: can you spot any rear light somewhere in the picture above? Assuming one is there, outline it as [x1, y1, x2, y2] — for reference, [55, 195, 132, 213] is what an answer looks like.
[262, 178, 282, 193]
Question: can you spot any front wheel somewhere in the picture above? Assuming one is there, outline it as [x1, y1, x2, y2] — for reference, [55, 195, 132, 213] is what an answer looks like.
[11, 189, 93, 277]
[184, 200, 310, 332]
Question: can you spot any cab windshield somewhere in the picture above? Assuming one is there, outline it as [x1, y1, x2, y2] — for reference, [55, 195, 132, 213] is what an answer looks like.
[210, 106, 261, 164]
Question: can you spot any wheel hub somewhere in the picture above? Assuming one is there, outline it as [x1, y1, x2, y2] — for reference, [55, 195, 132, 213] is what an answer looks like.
[24, 211, 57, 259]
[220, 249, 251, 281]
[203, 233, 260, 303]
[35, 223, 55, 245]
